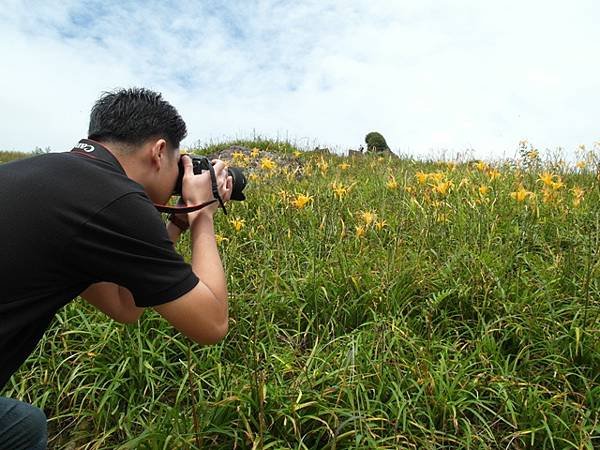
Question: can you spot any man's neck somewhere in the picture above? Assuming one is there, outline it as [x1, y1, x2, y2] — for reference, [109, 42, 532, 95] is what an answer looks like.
[96, 140, 147, 186]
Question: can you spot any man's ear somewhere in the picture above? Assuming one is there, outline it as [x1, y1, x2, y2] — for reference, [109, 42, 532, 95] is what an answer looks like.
[149, 138, 168, 170]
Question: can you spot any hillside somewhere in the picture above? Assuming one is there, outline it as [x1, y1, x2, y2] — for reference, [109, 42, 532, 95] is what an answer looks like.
[4, 139, 600, 449]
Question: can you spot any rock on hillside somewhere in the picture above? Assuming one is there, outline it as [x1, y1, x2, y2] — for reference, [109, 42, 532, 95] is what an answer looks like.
[202, 145, 305, 177]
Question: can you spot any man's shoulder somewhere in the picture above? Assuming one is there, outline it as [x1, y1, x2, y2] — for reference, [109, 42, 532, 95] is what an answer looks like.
[46, 151, 145, 201]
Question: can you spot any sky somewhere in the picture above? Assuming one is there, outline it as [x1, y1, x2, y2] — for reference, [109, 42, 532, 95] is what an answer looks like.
[1, 0, 599, 161]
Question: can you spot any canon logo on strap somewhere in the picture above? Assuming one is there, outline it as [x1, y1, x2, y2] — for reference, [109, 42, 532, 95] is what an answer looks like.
[74, 142, 95, 152]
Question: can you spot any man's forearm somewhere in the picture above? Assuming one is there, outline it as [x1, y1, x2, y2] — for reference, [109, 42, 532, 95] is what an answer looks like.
[167, 214, 227, 304]
[189, 214, 228, 305]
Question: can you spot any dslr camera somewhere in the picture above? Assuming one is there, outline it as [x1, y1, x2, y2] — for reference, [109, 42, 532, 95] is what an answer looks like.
[173, 155, 247, 200]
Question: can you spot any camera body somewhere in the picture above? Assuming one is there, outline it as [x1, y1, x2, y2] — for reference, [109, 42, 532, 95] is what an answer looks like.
[173, 155, 247, 201]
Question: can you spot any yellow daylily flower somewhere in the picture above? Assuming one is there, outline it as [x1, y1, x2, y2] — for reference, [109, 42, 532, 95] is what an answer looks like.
[429, 172, 445, 183]
[232, 151, 246, 161]
[510, 186, 532, 202]
[386, 175, 399, 190]
[359, 210, 376, 226]
[230, 217, 245, 232]
[475, 161, 488, 172]
[317, 158, 329, 174]
[415, 171, 428, 184]
[375, 219, 388, 231]
[331, 182, 349, 200]
[434, 181, 452, 196]
[291, 193, 313, 209]
[215, 234, 229, 244]
[260, 157, 276, 171]
[355, 225, 366, 238]
[538, 172, 555, 186]
[487, 169, 500, 180]
[571, 186, 585, 198]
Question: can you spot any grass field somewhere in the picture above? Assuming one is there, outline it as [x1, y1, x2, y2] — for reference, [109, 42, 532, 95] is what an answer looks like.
[3, 140, 600, 449]
[0, 150, 30, 163]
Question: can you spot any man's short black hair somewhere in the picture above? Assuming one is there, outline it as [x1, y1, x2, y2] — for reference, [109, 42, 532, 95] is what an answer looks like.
[88, 87, 187, 149]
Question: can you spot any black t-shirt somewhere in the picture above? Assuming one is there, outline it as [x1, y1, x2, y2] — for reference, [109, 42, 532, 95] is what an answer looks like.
[0, 139, 199, 389]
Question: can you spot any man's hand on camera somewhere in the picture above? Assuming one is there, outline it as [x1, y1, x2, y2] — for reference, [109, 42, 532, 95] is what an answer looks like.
[181, 155, 232, 220]
[210, 159, 233, 204]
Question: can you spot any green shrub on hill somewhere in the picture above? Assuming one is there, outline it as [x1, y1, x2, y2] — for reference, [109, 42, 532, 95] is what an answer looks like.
[365, 131, 390, 152]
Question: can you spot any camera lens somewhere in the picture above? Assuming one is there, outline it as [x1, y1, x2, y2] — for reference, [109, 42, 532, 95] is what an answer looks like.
[227, 167, 247, 201]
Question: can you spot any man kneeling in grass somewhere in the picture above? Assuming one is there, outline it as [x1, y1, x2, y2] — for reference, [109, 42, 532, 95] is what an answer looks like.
[0, 88, 232, 449]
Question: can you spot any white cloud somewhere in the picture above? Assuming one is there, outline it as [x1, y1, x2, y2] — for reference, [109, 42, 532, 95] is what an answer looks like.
[0, 0, 599, 160]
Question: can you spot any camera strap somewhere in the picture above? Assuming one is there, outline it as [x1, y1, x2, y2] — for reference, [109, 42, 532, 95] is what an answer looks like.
[153, 200, 217, 214]
[207, 162, 228, 215]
